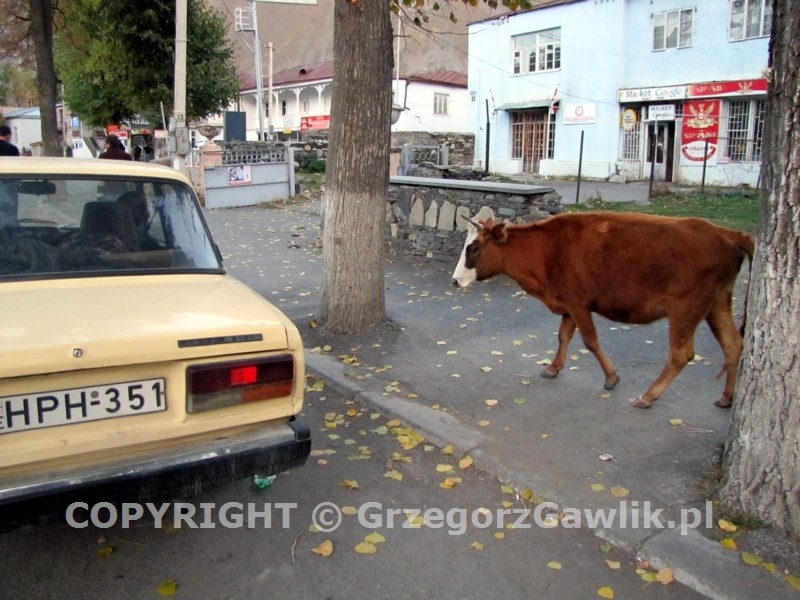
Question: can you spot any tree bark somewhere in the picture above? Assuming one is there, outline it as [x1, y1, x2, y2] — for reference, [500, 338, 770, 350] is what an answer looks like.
[28, 0, 61, 156]
[319, 0, 393, 334]
[719, 0, 800, 539]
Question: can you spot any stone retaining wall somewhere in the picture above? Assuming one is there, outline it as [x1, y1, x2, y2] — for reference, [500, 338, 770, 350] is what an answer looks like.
[386, 176, 562, 260]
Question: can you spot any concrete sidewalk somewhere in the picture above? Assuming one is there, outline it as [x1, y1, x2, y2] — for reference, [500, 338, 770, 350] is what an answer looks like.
[204, 192, 798, 600]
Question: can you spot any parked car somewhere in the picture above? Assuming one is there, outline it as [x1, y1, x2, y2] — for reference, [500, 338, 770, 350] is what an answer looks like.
[0, 158, 310, 526]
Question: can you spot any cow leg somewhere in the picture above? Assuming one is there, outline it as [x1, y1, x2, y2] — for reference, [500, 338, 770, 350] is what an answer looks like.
[632, 315, 701, 408]
[541, 314, 576, 379]
[705, 292, 743, 408]
[568, 309, 620, 390]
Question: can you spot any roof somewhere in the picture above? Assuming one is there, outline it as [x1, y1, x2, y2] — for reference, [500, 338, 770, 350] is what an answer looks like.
[469, 0, 586, 26]
[405, 71, 467, 88]
[2, 107, 41, 119]
[239, 61, 335, 92]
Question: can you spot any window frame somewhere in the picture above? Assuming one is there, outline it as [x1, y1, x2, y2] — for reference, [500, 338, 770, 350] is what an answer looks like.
[728, 0, 772, 41]
[722, 98, 766, 162]
[433, 93, 449, 116]
[512, 28, 561, 75]
[652, 8, 694, 51]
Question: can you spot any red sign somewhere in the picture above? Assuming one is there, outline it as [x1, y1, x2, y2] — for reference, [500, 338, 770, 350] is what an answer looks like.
[688, 78, 767, 98]
[681, 100, 720, 163]
[300, 115, 331, 132]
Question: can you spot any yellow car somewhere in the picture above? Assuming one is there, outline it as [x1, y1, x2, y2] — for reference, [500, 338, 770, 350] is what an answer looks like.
[0, 158, 309, 525]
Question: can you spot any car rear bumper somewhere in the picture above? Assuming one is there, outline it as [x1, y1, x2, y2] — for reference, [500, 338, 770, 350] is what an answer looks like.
[0, 418, 311, 526]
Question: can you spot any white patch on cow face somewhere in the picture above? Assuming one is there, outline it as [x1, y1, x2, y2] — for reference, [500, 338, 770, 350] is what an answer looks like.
[451, 225, 479, 288]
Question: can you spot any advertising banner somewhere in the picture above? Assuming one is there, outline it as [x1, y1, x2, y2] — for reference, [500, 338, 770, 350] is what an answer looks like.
[680, 100, 720, 164]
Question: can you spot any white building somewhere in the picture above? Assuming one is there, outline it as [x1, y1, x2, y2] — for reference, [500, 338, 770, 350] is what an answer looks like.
[467, 0, 770, 186]
[234, 61, 470, 140]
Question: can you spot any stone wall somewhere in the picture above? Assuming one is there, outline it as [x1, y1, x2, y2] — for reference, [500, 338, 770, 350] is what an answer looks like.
[386, 177, 562, 260]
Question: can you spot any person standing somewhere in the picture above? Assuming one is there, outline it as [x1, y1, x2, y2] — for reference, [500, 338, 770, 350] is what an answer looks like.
[0, 125, 20, 156]
[99, 134, 133, 160]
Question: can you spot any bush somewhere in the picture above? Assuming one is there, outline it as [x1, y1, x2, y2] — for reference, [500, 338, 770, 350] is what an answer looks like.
[304, 158, 326, 173]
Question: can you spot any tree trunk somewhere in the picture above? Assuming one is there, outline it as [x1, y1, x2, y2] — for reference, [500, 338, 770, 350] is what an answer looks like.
[318, 0, 393, 334]
[719, 0, 800, 539]
[28, 0, 61, 157]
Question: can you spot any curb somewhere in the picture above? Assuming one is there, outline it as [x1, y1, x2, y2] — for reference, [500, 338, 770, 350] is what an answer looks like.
[306, 351, 796, 600]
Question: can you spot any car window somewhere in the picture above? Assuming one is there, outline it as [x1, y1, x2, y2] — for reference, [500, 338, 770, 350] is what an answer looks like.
[0, 175, 222, 278]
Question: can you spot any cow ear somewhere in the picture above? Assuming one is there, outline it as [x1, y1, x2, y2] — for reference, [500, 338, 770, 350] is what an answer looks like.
[489, 222, 508, 243]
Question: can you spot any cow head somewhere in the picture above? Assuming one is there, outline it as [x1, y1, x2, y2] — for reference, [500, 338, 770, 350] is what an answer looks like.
[451, 217, 509, 288]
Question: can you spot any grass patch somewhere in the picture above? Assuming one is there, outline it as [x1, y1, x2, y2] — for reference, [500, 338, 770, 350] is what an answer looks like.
[565, 189, 760, 233]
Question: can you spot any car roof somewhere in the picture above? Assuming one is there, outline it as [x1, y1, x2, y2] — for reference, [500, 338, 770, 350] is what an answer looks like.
[0, 157, 191, 185]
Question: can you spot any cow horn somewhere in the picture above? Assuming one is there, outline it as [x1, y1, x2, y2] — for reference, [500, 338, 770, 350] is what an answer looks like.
[465, 216, 484, 230]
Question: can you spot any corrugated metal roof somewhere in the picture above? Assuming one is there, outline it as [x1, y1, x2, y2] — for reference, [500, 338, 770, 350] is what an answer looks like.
[405, 71, 467, 88]
[3, 106, 40, 119]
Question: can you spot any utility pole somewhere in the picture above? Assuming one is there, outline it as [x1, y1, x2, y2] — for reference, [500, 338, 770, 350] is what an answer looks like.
[172, 0, 189, 172]
[251, 0, 266, 140]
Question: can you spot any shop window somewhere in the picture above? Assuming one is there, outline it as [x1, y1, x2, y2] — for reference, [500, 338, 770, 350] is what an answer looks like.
[724, 99, 766, 161]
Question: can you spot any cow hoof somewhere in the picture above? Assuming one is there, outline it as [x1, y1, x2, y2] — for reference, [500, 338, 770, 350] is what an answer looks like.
[603, 372, 621, 390]
[630, 396, 652, 409]
[714, 397, 732, 408]
[540, 368, 559, 379]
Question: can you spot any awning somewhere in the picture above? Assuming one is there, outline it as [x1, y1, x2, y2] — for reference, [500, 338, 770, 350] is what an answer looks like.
[496, 99, 558, 111]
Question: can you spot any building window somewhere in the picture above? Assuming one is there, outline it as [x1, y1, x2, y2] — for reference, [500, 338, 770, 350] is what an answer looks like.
[302, 99, 310, 114]
[434, 93, 449, 116]
[513, 28, 561, 75]
[652, 8, 693, 51]
[729, 0, 772, 41]
[724, 99, 766, 161]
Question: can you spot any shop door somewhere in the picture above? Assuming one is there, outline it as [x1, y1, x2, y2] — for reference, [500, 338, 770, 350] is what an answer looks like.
[512, 111, 554, 175]
[645, 121, 675, 181]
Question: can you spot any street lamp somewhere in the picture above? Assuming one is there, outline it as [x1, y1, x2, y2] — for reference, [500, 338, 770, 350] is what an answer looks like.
[391, 103, 406, 126]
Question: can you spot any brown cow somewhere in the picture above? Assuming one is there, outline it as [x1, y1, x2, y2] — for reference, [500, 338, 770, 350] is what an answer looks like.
[451, 211, 754, 408]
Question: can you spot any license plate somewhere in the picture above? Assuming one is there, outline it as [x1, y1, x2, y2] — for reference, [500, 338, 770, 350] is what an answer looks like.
[0, 378, 167, 435]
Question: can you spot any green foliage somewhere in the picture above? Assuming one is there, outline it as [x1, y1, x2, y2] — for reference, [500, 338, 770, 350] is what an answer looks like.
[55, 0, 239, 128]
[564, 190, 760, 233]
[303, 158, 327, 174]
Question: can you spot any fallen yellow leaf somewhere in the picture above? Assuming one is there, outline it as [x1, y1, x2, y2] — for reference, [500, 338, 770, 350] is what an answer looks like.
[741, 551, 761, 566]
[364, 532, 386, 544]
[610, 486, 629, 498]
[605, 560, 620, 570]
[520, 488, 533, 501]
[383, 469, 403, 481]
[500, 485, 515, 494]
[669, 418, 683, 426]
[494, 532, 505, 540]
[470, 541, 484, 550]
[342, 506, 358, 516]
[459, 456, 474, 469]
[718, 518, 738, 532]
[436, 464, 455, 473]
[97, 546, 114, 559]
[640, 572, 657, 583]
[339, 479, 359, 490]
[656, 568, 674, 585]
[478, 420, 491, 427]
[547, 561, 562, 570]
[784, 574, 800, 591]
[591, 483, 606, 492]
[720, 538, 737, 550]
[157, 580, 178, 597]
[354, 541, 377, 555]
[440, 477, 463, 489]
[442, 444, 455, 455]
[597, 586, 614, 599]
[310, 540, 334, 557]
[485, 399, 498, 406]
[761, 562, 777, 573]
[386, 419, 401, 427]
[346, 408, 359, 417]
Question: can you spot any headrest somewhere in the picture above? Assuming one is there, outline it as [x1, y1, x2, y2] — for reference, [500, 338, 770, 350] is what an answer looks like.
[80, 201, 139, 252]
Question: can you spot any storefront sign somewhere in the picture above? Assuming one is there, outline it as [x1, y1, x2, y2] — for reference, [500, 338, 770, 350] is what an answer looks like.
[300, 115, 331, 131]
[688, 78, 767, 98]
[647, 104, 676, 121]
[562, 103, 596, 125]
[621, 108, 638, 131]
[680, 100, 720, 164]
[617, 86, 687, 102]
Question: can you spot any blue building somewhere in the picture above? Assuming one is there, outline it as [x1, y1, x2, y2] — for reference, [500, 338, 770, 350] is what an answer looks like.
[467, 0, 770, 186]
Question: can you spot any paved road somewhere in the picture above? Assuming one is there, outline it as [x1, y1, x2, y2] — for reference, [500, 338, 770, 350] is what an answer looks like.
[0, 383, 706, 600]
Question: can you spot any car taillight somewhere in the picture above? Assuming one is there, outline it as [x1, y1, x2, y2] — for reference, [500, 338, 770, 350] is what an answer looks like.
[187, 355, 294, 414]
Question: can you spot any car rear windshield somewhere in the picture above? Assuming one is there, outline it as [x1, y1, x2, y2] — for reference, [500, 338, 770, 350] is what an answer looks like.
[0, 176, 223, 279]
